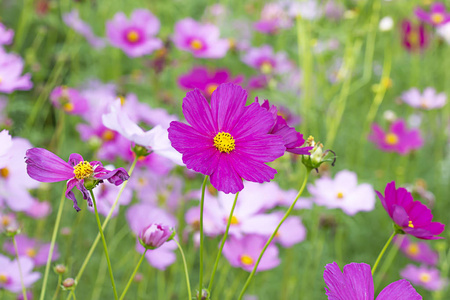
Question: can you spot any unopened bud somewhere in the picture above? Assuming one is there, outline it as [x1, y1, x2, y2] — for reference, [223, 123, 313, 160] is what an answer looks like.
[62, 278, 76, 290]
[54, 264, 67, 274]
[139, 223, 175, 250]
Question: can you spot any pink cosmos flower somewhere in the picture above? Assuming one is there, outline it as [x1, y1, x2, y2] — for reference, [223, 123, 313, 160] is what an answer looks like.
[376, 181, 445, 240]
[401, 20, 429, 52]
[394, 236, 438, 266]
[50, 86, 89, 115]
[223, 235, 280, 272]
[400, 264, 446, 291]
[3, 234, 59, 267]
[25, 148, 129, 211]
[63, 10, 106, 49]
[369, 119, 424, 155]
[247, 75, 269, 91]
[178, 66, 243, 99]
[0, 212, 18, 233]
[0, 23, 14, 45]
[106, 9, 163, 57]
[25, 200, 52, 219]
[140, 223, 173, 249]
[288, 0, 323, 20]
[172, 18, 230, 59]
[324, 262, 422, 299]
[0, 130, 12, 168]
[242, 45, 292, 75]
[0, 254, 41, 293]
[415, 2, 450, 27]
[254, 3, 292, 34]
[168, 83, 286, 194]
[273, 212, 306, 248]
[0, 48, 33, 93]
[307, 170, 375, 216]
[401, 87, 447, 110]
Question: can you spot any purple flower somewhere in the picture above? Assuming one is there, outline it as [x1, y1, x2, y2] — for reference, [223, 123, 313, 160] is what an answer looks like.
[25, 148, 130, 211]
[25, 200, 51, 219]
[106, 9, 163, 57]
[0, 23, 14, 45]
[3, 234, 59, 267]
[254, 3, 292, 34]
[324, 262, 422, 299]
[415, 2, 450, 27]
[242, 45, 292, 75]
[369, 119, 424, 155]
[50, 86, 89, 115]
[400, 264, 446, 291]
[139, 223, 173, 249]
[401, 87, 447, 110]
[401, 20, 429, 52]
[172, 18, 230, 59]
[63, 10, 106, 49]
[0, 254, 41, 293]
[0, 48, 33, 93]
[394, 236, 438, 266]
[376, 181, 445, 240]
[178, 66, 243, 99]
[168, 83, 286, 194]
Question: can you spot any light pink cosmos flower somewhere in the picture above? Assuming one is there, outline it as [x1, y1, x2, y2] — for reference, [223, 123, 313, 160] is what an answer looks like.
[288, 0, 323, 20]
[106, 9, 163, 57]
[172, 18, 230, 59]
[0, 23, 14, 45]
[400, 264, 446, 291]
[223, 235, 280, 272]
[50, 86, 89, 115]
[0, 130, 13, 168]
[0, 48, 33, 94]
[307, 170, 375, 216]
[3, 234, 59, 267]
[401, 87, 447, 110]
[0, 212, 18, 233]
[25, 200, 52, 219]
[273, 212, 306, 248]
[242, 45, 293, 75]
[369, 119, 424, 155]
[63, 10, 106, 49]
[394, 236, 438, 266]
[254, 3, 292, 34]
[0, 254, 40, 293]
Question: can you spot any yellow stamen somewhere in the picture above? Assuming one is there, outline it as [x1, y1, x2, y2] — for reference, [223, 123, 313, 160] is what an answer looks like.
[0, 273, 8, 283]
[408, 220, 414, 228]
[420, 272, 431, 283]
[119, 96, 126, 106]
[385, 133, 399, 145]
[0, 168, 9, 178]
[306, 136, 315, 147]
[260, 61, 273, 74]
[213, 132, 235, 153]
[420, 98, 428, 108]
[240, 255, 254, 266]
[0, 77, 3, 84]
[190, 39, 203, 50]
[1, 216, 10, 226]
[408, 31, 419, 47]
[26, 248, 37, 258]
[63, 103, 74, 112]
[407, 243, 420, 256]
[206, 84, 219, 96]
[431, 13, 444, 24]
[73, 161, 94, 180]
[336, 192, 344, 199]
[227, 215, 239, 225]
[126, 30, 140, 43]
[102, 130, 115, 141]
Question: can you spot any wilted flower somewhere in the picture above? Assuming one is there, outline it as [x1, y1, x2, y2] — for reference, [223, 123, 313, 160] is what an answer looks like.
[301, 136, 335, 170]
[50, 86, 89, 114]
[394, 236, 439, 266]
[0, 254, 41, 293]
[415, 2, 450, 27]
[400, 264, 446, 291]
[139, 223, 174, 250]
[401, 87, 447, 110]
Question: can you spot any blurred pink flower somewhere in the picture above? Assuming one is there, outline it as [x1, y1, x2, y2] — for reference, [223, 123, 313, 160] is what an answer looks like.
[401, 20, 429, 52]
[273, 212, 306, 248]
[25, 200, 51, 219]
[50, 86, 89, 115]
[63, 10, 106, 49]
[3, 235, 59, 267]
[0, 48, 33, 93]
[242, 45, 293, 75]
[254, 3, 292, 34]
[394, 236, 439, 266]
[0, 254, 40, 293]
[415, 2, 450, 27]
[400, 264, 446, 291]
[0, 23, 14, 45]
[401, 87, 447, 110]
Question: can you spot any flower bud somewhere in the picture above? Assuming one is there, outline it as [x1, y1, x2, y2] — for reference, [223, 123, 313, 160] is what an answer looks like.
[197, 289, 209, 300]
[54, 264, 67, 275]
[139, 223, 174, 250]
[62, 278, 76, 290]
[301, 136, 336, 171]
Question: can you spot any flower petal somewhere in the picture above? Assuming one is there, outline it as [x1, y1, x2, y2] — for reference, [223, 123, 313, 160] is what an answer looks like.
[210, 83, 247, 132]
[182, 89, 216, 134]
[209, 155, 243, 194]
[25, 148, 74, 182]
[376, 279, 422, 300]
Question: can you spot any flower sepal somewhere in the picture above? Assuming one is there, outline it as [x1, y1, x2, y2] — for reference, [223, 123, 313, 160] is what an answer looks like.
[301, 136, 336, 171]
[394, 223, 405, 235]
[83, 178, 101, 191]
[132, 144, 150, 158]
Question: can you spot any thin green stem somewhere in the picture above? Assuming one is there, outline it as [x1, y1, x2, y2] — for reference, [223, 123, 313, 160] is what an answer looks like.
[119, 249, 148, 300]
[70, 290, 77, 300]
[374, 235, 402, 290]
[208, 192, 239, 293]
[13, 235, 28, 300]
[40, 187, 66, 300]
[175, 239, 192, 300]
[50, 275, 62, 300]
[372, 232, 396, 275]
[198, 176, 209, 296]
[238, 168, 311, 300]
[90, 190, 118, 300]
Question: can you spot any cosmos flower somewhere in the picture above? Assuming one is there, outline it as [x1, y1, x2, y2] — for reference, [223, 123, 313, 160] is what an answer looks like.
[0, 130, 12, 168]
[394, 236, 438, 266]
[288, 0, 322, 20]
[25, 148, 129, 211]
[139, 223, 174, 250]
[401, 87, 447, 110]
[324, 262, 422, 299]
[376, 181, 445, 240]
[25, 200, 52, 219]
[50, 86, 89, 115]
[253, 3, 292, 34]
[106, 9, 163, 57]
[369, 119, 423, 155]
[401, 20, 429, 52]
[63, 10, 106, 49]
[415, 2, 450, 27]
[168, 83, 286, 194]
[400, 264, 446, 291]
[0, 48, 33, 94]
[3, 234, 59, 267]
[273, 212, 306, 248]
[172, 18, 230, 58]
[0, 23, 14, 45]
[242, 45, 292, 75]
[0, 255, 40, 293]
[178, 66, 243, 99]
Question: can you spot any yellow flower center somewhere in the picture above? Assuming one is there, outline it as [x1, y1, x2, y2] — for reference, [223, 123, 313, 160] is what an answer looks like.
[1, 216, 10, 226]
[119, 96, 126, 106]
[127, 30, 140, 43]
[408, 220, 414, 228]
[431, 13, 444, 24]
[206, 84, 219, 96]
[240, 255, 254, 266]
[420, 272, 431, 283]
[385, 133, 399, 145]
[63, 102, 74, 112]
[214, 132, 235, 153]
[260, 61, 273, 74]
[0, 273, 8, 283]
[190, 39, 203, 50]
[336, 192, 344, 199]
[407, 243, 420, 256]
[409, 31, 419, 47]
[26, 248, 37, 258]
[73, 161, 94, 180]
[227, 215, 239, 225]
[102, 130, 115, 141]
[0, 77, 3, 84]
[0, 168, 9, 178]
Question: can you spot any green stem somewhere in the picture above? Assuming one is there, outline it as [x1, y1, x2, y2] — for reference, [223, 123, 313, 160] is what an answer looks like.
[13, 235, 28, 300]
[40, 187, 66, 300]
[51, 275, 62, 300]
[175, 240, 192, 300]
[198, 176, 209, 296]
[90, 190, 118, 300]
[238, 168, 311, 300]
[374, 235, 402, 291]
[208, 192, 239, 293]
[371, 231, 396, 275]
[70, 290, 77, 300]
[119, 249, 148, 300]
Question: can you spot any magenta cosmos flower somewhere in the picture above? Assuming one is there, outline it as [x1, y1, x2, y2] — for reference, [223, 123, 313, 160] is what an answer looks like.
[172, 18, 230, 59]
[376, 181, 445, 240]
[401, 20, 429, 52]
[168, 83, 286, 194]
[25, 148, 130, 211]
[401, 87, 447, 110]
[415, 2, 450, 27]
[106, 9, 163, 57]
[324, 262, 422, 299]
[50, 86, 89, 115]
[369, 119, 423, 155]
[394, 236, 438, 266]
